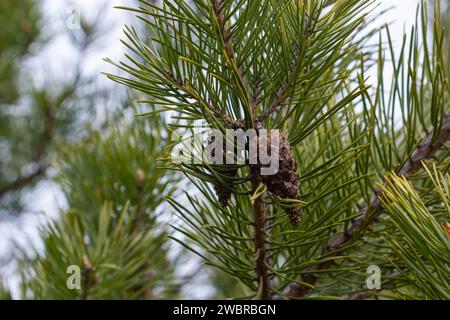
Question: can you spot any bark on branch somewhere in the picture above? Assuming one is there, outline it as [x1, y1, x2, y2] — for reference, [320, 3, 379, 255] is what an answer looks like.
[250, 165, 271, 299]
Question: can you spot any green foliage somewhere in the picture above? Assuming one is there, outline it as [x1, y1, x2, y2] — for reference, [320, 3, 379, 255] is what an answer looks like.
[0, 1, 101, 215]
[107, 0, 371, 132]
[21, 111, 180, 299]
[0, 0, 44, 212]
[301, 1, 450, 298]
[0, 281, 12, 300]
[0, 0, 41, 104]
[109, 0, 450, 300]
[23, 203, 176, 299]
[1, 0, 450, 301]
[55, 109, 176, 232]
[0, 0, 182, 300]
[106, 0, 374, 298]
[380, 164, 450, 299]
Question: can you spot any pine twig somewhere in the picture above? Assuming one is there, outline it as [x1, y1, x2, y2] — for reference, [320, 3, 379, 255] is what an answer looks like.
[163, 68, 244, 129]
[256, 9, 318, 122]
[80, 255, 96, 300]
[211, 0, 257, 121]
[256, 46, 303, 123]
[250, 166, 271, 299]
[0, 167, 45, 198]
[0, 107, 54, 199]
[286, 113, 450, 298]
[0, 66, 83, 201]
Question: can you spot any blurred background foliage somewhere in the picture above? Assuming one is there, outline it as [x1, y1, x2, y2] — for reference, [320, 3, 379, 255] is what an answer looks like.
[0, 0, 191, 299]
[18, 106, 182, 299]
[0, 0, 95, 216]
[0, 0, 41, 104]
[0, 0, 44, 210]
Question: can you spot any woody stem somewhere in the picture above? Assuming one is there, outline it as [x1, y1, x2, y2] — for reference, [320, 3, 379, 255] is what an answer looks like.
[251, 166, 271, 299]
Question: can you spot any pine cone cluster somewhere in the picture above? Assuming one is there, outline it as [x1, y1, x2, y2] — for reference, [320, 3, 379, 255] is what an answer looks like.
[206, 129, 301, 221]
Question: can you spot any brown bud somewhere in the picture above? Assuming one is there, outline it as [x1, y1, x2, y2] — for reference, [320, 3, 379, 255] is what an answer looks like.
[82, 255, 92, 271]
[136, 169, 145, 185]
[82, 255, 97, 284]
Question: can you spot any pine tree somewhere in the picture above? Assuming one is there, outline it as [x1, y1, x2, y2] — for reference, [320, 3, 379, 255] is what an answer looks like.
[2, 0, 450, 301]
[106, 0, 450, 299]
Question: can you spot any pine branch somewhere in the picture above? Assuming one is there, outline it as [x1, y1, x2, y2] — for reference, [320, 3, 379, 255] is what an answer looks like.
[250, 166, 270, 299]
[286, 112, 450, 297]
[163, 68, 244, 129]
[110, 0, 434, 300]
[255, 46, 302, 122]
[256, 10, 317, 123]
[0, 68, 82, 201]
[0, 167, 45, 198]
[211, 0, 256, 122]
[0, 107, 54, 199]
[80, 255, 96, 300]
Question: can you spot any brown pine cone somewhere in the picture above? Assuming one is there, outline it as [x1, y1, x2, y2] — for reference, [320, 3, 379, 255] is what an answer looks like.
[213, 168, 238, 207]
[258, 131, 301, 224]
[207, 132, 238, 207]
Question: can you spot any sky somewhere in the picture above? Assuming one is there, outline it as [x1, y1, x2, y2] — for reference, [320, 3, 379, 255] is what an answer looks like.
[0, 0, 422, 299]
[36, 0, 421, 82]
